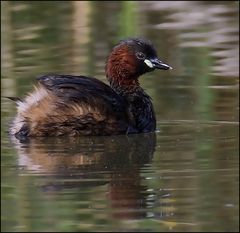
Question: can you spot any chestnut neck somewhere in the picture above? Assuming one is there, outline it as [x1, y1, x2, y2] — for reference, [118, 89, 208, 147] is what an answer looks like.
[108, 75, 143, 97]
[105, 45, 144, 96]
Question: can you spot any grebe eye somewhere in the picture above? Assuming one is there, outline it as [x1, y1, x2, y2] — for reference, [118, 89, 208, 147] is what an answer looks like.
[136, 52, 146, 60]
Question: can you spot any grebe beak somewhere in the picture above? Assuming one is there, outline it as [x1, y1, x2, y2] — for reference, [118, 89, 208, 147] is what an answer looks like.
[144, 58, 172, 70]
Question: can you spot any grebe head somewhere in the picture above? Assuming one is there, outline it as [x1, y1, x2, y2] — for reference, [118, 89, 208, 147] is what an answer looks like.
[105, 38, 172, 87]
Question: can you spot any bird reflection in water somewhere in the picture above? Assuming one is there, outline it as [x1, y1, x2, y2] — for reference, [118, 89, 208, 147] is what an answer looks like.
[11, 133, 159, 220]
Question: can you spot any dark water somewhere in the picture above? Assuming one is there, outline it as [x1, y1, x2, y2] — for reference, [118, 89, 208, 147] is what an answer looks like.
[1, 1, 239, 232]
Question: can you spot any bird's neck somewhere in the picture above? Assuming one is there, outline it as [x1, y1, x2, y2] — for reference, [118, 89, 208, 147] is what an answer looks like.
[108, 74, 156, 133]
[109, 77, 143, 97]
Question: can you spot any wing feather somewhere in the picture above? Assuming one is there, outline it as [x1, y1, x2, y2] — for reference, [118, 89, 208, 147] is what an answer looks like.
[37, 74, 126, 114]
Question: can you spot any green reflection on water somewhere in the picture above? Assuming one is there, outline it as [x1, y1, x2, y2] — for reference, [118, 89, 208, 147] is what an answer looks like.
[1, 1, 239, 232]
[118, 1, 138, 38]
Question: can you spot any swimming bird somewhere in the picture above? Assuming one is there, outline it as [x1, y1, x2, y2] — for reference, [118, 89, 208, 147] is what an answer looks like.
[9, 38, 172, 138]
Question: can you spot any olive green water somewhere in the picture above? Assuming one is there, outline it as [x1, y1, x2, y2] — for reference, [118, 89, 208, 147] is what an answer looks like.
[1, 1, 239, 232]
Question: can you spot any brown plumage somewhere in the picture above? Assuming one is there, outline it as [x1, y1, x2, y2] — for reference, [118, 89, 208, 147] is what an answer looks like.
[9, 38, 172, 139]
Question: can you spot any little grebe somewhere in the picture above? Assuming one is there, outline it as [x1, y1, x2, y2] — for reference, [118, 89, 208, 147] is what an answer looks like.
[9, 38, 171, 138]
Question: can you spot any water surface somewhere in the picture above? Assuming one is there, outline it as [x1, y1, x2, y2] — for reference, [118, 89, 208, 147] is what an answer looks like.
[1, 1, 239, 232]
